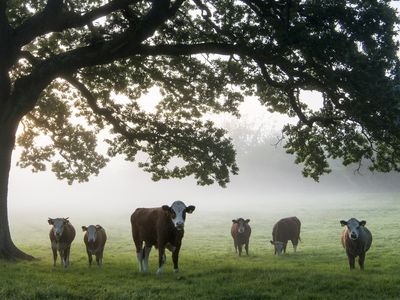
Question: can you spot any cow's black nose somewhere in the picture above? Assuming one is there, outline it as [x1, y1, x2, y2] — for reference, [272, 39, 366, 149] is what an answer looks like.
[351, 233, 357, 239]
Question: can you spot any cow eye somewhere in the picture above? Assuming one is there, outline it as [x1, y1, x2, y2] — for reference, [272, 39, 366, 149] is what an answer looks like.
[171, 212, 176, 219]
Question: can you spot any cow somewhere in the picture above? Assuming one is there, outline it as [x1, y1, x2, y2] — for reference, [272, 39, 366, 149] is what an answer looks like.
[82, 225, 107, 267]
[231, 218, 251, 256]
[340, 218, 372, 270]
[131, 200, 195, 274]
[48, 217, 76, 268]
[270, 216, 301, 255]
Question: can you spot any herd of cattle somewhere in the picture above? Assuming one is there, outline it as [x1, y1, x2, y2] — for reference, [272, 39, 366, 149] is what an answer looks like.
[48, 200, 373, 273]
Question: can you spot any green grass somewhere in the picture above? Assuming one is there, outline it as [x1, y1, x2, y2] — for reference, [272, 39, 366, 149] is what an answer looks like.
[2, 193, 400, 299]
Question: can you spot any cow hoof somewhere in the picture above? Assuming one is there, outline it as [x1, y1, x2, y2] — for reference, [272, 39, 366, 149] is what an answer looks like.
[173, 268, 179, 273]
[156, 268, 163, 275]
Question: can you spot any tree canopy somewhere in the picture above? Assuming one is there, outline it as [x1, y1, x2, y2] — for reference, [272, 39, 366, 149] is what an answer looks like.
[3, 0, 400, 185]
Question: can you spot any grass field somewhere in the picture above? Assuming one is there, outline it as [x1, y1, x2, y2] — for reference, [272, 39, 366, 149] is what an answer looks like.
[1, 193, 400, 299]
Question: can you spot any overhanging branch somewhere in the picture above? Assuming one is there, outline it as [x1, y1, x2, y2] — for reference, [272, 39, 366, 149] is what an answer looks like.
[14, 0, 141, 47]
[62, 74, 151, 142]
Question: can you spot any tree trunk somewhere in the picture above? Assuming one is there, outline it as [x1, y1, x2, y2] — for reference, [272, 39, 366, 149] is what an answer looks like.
[0, 115, 34, 260]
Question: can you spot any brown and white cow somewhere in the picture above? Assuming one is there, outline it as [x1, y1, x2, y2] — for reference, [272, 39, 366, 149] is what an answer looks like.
[82, 225, 107, 267]
[340, 218, 372, 270]
[270, 216, 301, 255]
[131, 200, 195, 274]
[231, 218, 251, 256]
[48, 217, 76, 268]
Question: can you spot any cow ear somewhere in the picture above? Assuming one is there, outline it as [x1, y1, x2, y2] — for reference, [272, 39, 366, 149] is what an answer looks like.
[95, 225, 103, 230]
[82, 226, 88, 232]
[64, 217, 70, 224]
[270, 240, 274, 245]
[162, 205, 171, 212]
[245, 219, 250, 223]
[232, 219, 238, 223]
[186, 205, 195, 214]
[48, 218, 54, 225]
[359, 220, 366, 226]
[340, 220, 347, 227]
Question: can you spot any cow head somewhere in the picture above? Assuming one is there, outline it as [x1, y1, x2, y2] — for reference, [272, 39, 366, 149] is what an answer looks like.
[162, 201, 195, 231]
[340, 218, 366, 240]
[82, 225, 103, 243]
[232, 218, 250, 233]
[48, 217, 69, 241]
[340, 218, 367, 240]
[270, 240, 285, 255]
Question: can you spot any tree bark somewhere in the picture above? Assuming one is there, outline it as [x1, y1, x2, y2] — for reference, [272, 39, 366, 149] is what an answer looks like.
[0, 114, 34, 260]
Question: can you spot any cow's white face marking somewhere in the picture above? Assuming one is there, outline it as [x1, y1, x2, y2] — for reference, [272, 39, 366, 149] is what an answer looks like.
[163, 201, 195, 231]
[171, 201, 186, 230]
[86, 225, 97, 243]
[273, 241, 285, 255]
[341, 218, 366, 241]
[49, 218, 68, 241]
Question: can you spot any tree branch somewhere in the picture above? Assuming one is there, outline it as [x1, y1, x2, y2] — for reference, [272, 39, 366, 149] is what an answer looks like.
[13, 0, 141, 47]
[62, 74, 153, 142]
[11, 0, 182, 118]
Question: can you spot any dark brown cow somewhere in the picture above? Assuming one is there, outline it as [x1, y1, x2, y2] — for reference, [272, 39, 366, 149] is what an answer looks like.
[48, 217, 76, 268]
[131, 200, 195, 274]
[231, 218, 251, 256]
[82, 225, 107, 267]
[340, 218, 372, 270]
[270, 216, 301, 255]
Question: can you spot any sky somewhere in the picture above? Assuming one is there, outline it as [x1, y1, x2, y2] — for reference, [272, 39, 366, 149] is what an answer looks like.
[7, 2, 400, 228]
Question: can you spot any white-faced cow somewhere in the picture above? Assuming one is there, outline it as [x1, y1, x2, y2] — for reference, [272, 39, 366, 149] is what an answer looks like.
[340, 218, 372, 270]
[270, 216, 301, 255]
[82, 225, 107, 267]
[131, 200, 195, 274]
[48, 217, 76, 268]
[231, 218, 251, 256]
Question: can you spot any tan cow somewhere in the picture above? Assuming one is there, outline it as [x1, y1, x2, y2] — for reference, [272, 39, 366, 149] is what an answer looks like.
[82, 224, 107, 267]
[231, 218, 251, 256]
[48, 217, 76, 268]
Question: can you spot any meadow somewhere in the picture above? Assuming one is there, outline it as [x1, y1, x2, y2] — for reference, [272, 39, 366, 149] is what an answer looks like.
[1, 193, 400, 299]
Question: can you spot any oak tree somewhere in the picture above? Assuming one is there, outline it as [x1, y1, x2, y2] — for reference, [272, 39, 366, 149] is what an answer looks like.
[0, 0, 399, 259]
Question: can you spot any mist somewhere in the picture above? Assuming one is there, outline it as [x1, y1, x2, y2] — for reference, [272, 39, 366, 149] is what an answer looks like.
[8, 96, 400, 235]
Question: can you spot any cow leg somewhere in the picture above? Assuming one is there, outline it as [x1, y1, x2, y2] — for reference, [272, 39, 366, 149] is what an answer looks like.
[172, 245, 181, 273]
[98, 249, 104, 267]
[58, 250, 65, 267]
[245, 240, 249, 256]
[347, 253, 355, 270]
[358, 253, 365, 271]
[233, 240, 237, 253]
[238, 243, 243, 256]
[51, 247, 57, 268]
[136, 249, 144, 272]
[96, 254, 101, 266]
[87, 250, 93, 266]
[292, 239, 298, 253]
[143, 246, 151, 272]
[156, 247, 166, 275]
[134, 240, 144, 272]
[65, 246, 71, 267]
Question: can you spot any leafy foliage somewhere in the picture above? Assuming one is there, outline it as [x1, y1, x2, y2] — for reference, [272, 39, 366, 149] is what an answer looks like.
[3, 0, 400, 185]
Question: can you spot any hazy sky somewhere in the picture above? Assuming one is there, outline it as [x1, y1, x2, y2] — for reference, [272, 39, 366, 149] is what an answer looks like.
[8, 2, 400, 225]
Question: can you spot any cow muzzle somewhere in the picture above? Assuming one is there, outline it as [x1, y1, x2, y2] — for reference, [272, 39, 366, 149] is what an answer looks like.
[350, 232, 358, 240]
[175, 222, 184, 231]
